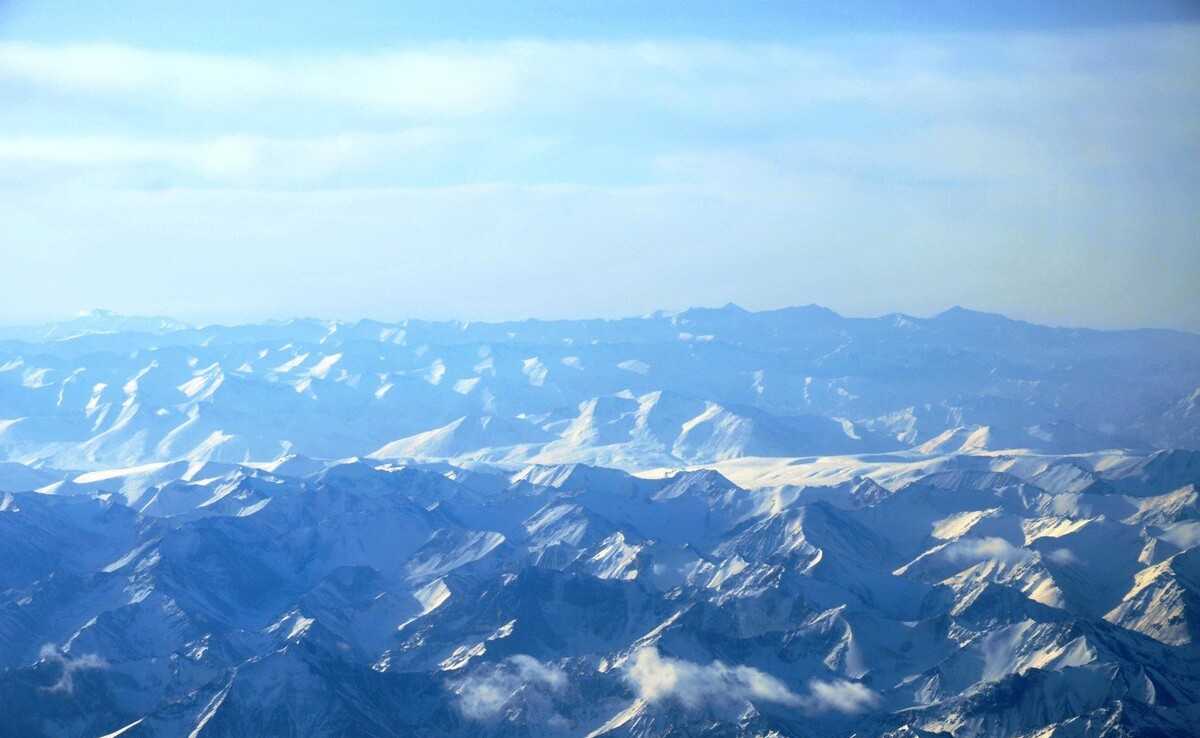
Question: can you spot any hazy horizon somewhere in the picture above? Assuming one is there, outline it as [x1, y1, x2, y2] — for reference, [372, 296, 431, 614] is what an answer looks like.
[2, 1, 1198, 331]
[3, 301, 1199, 336]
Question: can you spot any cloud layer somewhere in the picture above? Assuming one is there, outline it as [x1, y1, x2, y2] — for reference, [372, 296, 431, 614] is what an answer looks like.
[2, 27, 1197, 328]
[3, 29, 1197, 190]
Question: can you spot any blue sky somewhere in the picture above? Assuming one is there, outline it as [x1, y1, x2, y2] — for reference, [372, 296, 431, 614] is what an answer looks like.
[1, 1, 1198, 329]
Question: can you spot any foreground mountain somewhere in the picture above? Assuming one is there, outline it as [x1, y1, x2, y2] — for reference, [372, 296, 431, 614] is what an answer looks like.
[1, 445, 1199, 737]
[0, 305, 1197, 471]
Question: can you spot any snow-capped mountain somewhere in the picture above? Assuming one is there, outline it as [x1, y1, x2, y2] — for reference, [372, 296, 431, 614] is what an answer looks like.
[2, 448, 1199, 737]
[1, 305, 1197, 471]
[1, 307, 1198, 737]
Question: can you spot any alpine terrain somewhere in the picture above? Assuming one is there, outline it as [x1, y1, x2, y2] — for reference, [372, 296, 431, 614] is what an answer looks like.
[1, 305, 1199, 738]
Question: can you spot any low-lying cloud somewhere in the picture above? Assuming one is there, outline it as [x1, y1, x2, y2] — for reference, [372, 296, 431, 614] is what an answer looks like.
[1044, 547, 1079, 565]
[38, 644, 107, 693]
[944, 537, 1034, 566]
[805, 678, 882, 714]
[626, 646, 802, 709]
[454, 654, 567, 720]
[625, 647, 879, 714]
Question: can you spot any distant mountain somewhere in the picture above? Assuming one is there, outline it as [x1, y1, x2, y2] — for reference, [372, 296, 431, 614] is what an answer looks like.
[0, 305, 1196, 471]
[0, 309, 190, 342]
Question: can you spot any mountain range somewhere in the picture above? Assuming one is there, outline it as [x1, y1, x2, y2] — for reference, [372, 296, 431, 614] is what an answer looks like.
[1, 305, 1197, 471]
[0, 306, 1198, 737]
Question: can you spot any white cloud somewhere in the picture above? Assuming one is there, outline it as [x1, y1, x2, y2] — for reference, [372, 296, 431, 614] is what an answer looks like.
[0, 129, 450, 184]
[804, 678, 883, 714]
[944, 537, 1034, 566]
[0, 42, 519, 116]
[1044, 547, 1079, 565]
[625, 647, 802, 709]
[628, 652, 883, 715]
[624, 647, 879, 715]
[38, 644, 108, 693]
[454, 654, 567, 720]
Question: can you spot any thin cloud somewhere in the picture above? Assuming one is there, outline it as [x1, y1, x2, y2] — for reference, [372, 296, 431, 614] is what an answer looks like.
[1044, 547, 1079, 565]
[1, 29, 1196, 191]
[805, 678, 883, 714]
[38, 644, 108, 694]
[0, 42, 519, 116]
[3, 28, 1196, 120]
[454, 654, 567, 720]
[0, 129, 451, 184]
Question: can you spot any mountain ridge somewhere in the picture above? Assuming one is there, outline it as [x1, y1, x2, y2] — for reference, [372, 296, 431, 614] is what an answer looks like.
[1, 305, 1197, 472]
[5, 302, 1198, 341]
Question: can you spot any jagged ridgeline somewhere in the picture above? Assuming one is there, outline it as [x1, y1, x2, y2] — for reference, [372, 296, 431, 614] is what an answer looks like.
[0, 307, 1198, 737]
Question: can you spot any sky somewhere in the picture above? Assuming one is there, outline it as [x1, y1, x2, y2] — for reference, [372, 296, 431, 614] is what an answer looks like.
[1, 1, 1198, 330]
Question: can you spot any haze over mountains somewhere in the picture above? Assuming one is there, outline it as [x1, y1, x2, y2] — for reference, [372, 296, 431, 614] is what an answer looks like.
[1, 306, 1199, 737]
